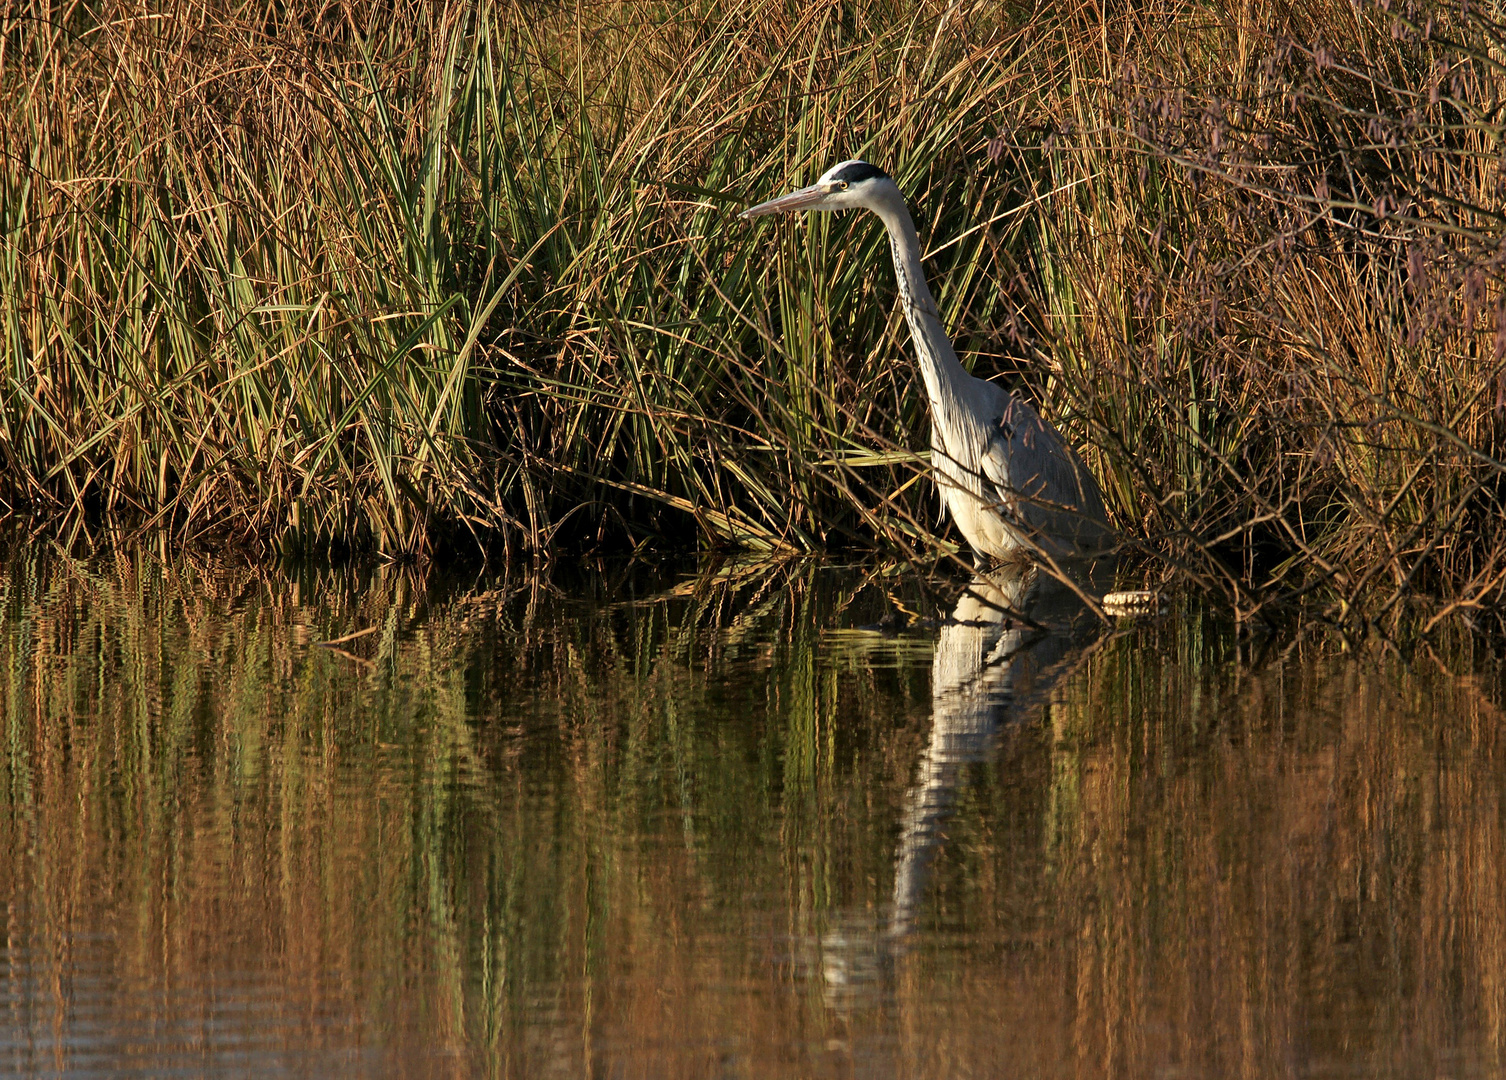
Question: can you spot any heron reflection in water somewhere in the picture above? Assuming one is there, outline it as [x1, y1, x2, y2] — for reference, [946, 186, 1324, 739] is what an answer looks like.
[818, 561, 1109, 1007]
[889, 563, 1109, 937]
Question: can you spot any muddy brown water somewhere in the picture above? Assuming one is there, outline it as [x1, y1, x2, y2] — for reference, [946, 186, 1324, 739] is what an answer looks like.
[0, 553, 1502, 1078]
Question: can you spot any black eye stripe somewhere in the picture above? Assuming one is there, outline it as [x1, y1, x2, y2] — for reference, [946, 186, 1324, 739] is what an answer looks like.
[829, 161, 888, 185]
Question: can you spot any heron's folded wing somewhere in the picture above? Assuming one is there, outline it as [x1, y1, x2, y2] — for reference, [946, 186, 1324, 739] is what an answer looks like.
[978, 396, 1111, 551]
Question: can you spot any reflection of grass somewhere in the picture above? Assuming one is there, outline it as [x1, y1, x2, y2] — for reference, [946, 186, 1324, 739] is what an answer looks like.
[0, 552, 939, 1069]
[4, 2, 1505, 619]
[1033, 613, 1506, 1077]
[0, 552, 1503, 1073]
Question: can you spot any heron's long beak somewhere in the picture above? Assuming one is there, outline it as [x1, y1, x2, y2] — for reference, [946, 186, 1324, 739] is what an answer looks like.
[739, 184, 829, 219]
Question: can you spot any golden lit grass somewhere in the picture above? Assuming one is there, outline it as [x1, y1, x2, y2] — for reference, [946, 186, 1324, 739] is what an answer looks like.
[3, 0, 1504, 623]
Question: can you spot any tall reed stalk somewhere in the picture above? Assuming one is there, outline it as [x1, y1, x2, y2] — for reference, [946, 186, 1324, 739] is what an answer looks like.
[3, 0, 1504, 623]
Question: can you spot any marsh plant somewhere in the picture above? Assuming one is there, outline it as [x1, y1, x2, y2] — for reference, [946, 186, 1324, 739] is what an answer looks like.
[2, 0, 1504, 624]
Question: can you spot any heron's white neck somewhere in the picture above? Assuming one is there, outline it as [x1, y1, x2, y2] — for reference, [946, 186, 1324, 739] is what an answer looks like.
[870, 194, 973, 411]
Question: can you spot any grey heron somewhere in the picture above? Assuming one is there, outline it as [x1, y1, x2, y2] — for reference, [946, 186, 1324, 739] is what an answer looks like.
[741, 159, 1113, 565]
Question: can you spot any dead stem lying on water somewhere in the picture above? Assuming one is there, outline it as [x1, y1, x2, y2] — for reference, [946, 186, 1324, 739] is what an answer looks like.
[2, 0, 1504, 627]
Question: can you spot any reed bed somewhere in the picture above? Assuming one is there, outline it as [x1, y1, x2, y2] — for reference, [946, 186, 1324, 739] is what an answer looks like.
[3, 0, 1504, 624]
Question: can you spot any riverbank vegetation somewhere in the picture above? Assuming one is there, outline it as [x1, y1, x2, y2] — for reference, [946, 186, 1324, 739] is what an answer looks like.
[3, 0, 1505, 625]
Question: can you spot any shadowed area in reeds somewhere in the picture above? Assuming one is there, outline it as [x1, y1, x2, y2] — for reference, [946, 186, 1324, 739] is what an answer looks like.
[0, 551, 1502, 1076]
[3, 0, 1505, 624]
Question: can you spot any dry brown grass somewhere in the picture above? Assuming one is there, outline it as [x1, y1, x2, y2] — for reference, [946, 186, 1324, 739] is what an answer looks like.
[3, 0, 1505, 624]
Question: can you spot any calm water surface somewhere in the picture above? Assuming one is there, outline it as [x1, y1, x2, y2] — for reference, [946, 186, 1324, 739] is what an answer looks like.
[0, 552, 1502, 1078]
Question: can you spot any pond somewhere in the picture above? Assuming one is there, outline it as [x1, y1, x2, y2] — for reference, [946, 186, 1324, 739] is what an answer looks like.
[0, 551, 1501, 1078]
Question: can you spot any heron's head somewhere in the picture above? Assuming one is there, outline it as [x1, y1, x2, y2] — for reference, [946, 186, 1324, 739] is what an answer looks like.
[739, 160, 896, 219]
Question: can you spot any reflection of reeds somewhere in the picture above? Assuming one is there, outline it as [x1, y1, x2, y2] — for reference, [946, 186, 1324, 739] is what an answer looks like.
[0, 553, 939, 1072]
[5, 1, 1506, 617]
[0, 553, 1502, 1074]
[1018, 619, 1506, 1079]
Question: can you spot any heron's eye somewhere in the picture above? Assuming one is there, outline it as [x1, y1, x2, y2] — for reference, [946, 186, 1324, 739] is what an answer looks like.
[839, 181, 849, 190]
